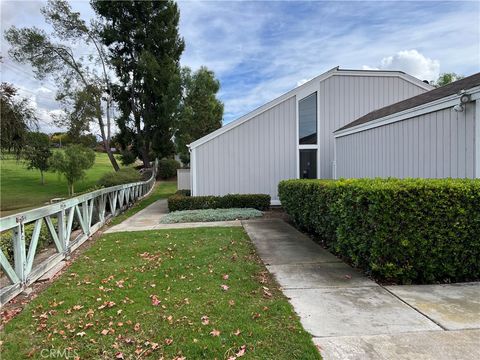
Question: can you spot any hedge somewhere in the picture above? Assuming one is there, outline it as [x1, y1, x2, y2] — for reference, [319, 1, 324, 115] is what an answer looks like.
[168, 193, 270, 212]
[278, 178, 480, 284]
[97, 167, 142, 187]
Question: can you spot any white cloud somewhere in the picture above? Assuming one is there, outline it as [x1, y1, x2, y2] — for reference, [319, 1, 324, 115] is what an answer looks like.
[365, 50, 440, 81]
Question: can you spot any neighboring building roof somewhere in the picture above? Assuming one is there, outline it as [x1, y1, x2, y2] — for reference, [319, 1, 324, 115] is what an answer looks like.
[188, 67, 433, 149]
[336, 72, 480, 132]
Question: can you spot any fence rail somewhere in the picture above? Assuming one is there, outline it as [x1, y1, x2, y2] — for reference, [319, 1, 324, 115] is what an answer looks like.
[0, 159, 158, 306]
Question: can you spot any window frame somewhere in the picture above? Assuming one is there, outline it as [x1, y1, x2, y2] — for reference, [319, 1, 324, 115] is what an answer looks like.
[296, 84, 320, 179]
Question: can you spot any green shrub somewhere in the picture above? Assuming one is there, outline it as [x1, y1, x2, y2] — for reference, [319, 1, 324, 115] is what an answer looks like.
[175, 189, 191, 197]
[119, 150, 137, 166]
[97, 167, 142, 187]
[157, 159, 180, 180]
[160, 208, 263, 224]
[278, 178, 480, 284]
[168, 193, 270, 212]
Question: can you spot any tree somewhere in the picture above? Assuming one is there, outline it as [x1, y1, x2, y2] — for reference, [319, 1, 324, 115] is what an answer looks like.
[434, 73, 464, 87]
[23, 132, 52, 185]
[50, 144, 95, 195]
[91, 0, 185, 168]
[0, 82, 38, 158]
[5, 0, 120, 170]
[175, 66, 224, 165]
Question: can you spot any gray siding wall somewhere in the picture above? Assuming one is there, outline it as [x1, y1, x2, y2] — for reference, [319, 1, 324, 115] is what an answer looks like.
[192, 73, 430, 201]
[194, 96, 296, 200]
[335, 102, 476, 179]
[319, 75, 426, 178]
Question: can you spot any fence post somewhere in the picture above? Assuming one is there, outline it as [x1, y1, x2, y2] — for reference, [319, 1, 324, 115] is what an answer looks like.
[57, 205, 66, 253]
[13, 216, 26, 284]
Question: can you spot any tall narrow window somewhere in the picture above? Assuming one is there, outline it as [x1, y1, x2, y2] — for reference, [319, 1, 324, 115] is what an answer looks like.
[300, 149, 317, 179]
[299, 92, 317, 144]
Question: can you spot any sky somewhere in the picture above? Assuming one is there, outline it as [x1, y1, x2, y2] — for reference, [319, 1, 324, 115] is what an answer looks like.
[1, 0, 479, 135]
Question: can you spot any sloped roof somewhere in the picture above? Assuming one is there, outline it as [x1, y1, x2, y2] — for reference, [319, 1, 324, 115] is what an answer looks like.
[336, 72, 480, 132]
[189, 67, 432, 149]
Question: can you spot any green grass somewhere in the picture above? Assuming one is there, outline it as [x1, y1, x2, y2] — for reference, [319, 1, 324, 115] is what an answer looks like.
[0, 152, 122, 216]
[109, 181, 177, 226]
[1, 227, 320, 359]
[161, 208, 263, 224]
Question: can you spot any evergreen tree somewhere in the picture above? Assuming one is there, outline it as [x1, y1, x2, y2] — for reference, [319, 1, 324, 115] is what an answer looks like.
[176, 66, 224, 165]
[91, 0, 185, 167]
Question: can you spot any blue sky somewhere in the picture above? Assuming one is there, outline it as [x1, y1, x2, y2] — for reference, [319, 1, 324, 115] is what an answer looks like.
[1, 0, 479, 133]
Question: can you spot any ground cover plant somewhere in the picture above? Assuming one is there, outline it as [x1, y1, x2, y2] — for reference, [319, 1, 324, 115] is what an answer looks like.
[279, 178, 480, 284]
[160, 208, 263, 224]
[1, 227, 320, 359]
[0, 152, 121, 216]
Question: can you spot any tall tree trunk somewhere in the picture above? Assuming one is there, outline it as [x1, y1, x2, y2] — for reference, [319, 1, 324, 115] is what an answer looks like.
[97, 110, 120, 171]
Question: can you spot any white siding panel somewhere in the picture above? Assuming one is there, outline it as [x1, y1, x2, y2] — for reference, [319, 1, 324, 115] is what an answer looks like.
[336, 104, 476, 179]
[194, 96, 296, 200]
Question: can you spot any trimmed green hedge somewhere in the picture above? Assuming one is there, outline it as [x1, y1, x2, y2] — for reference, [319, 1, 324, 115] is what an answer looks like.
[168, 193, 270, 212]
[279, 178, 480, 284]
[97, 167, 142, 187]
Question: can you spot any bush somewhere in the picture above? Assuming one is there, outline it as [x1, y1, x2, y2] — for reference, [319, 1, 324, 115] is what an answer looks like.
[278, 178, 480, 284]
[97, 167, 142, 187]
[119, 150, 137, 166]
[160, 208, 263, 224]
[175, 189, 191, 197]
[157, 158, 180, 180]
[168, 193, 270, 212]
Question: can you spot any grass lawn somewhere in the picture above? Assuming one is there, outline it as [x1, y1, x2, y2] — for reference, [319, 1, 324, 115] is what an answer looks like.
[0, 152, 122, 216]
[109, 181, 177, 226]
[1, 227, 320, 359]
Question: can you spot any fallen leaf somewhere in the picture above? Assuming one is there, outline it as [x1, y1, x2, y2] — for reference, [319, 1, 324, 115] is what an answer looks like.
[73, 305, 83, 311]
[164, 338, 173, 345]
[220, 284, 229, 291]
[236, 345, 246, 357]
[115, 352, 124, 359]
[201, 315, 209, 325]
[150, 295, 161, 306]
[222, 274, 229, 280]
[101, 329, 109, 336]
[76, 331, 86, 337]
[134, 323, 140, 332]
[210, 329, 220, 337]
[228, 300, 235, 306]
[233, 329, 241, 336]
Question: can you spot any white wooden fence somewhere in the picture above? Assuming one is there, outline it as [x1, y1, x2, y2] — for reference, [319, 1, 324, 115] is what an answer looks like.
[0, 160, 157, 306]
[177, 168, 191, 190]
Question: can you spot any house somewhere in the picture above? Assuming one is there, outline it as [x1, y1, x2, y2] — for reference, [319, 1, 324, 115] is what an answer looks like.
[188, 67, 433, 203]
[334, 72, 480, 179]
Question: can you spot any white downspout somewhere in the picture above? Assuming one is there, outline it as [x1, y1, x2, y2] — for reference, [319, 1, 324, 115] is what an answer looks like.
[475, 100, 480, 178]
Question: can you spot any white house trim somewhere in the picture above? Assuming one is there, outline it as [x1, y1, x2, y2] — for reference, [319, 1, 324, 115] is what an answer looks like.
[334, 86, 480, 138]
[188, 67, 433, 150]
[475, 99, 480, 178]
[190, 147, 198, 195]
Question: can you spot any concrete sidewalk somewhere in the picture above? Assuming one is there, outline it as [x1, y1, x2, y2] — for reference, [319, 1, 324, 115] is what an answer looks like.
[243, 219, 480, 360]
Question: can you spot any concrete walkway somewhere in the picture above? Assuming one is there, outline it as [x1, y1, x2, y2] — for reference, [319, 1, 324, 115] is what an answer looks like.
[105, 199, 241, 233]
[243, 219, 480, 360]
